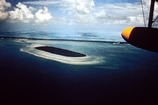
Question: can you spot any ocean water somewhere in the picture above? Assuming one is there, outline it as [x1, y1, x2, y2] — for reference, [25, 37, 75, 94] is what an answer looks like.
[0, 28, 125, 42]
[1, 30, 158, 104]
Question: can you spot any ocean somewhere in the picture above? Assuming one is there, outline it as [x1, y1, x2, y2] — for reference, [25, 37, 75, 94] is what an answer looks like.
[0, 29, 158, 104]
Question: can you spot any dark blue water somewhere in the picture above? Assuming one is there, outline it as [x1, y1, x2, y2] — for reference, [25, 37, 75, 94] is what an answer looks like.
[1, 37, 158, 104]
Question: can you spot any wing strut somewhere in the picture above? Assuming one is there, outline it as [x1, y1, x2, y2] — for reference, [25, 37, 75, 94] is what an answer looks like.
[148, 0, 156, 28]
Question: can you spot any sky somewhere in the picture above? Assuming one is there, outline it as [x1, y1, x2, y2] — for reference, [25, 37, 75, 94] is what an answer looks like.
[0, 0, 158, 30]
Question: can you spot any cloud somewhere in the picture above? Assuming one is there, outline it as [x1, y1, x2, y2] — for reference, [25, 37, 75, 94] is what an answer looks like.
[35, 7, 53, 23]
[0, 0, 156, 26]
[94, 3, 143, 24]
[0, 0, 11, 20]
[8, 2, 52, 24]
[23, 0, 60, 6]
[59, 0, 95, 24]
[95, 9, 129, 24]
[9, 2, 34, 23]
[54, 0, 150, 25]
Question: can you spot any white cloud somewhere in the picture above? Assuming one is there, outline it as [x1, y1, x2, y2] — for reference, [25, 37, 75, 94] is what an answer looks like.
[8, 2, 53, 24]
[56, 0, 150, 25]
[93, 3, 141, 24]
[1, 0, 156, 26]
[23, 0, 60, 6]
[59, 0, 95, 24]
[35, 7, 52, 23]
[0, 0, 11, 20]
[9, 2, 34, 23]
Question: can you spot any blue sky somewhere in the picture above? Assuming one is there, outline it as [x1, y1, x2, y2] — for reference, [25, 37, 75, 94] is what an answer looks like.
[0, 0, 156, 30]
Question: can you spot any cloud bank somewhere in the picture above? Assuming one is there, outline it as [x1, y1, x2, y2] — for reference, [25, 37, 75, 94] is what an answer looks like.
[0, 0, 156, 26]
[0, 0, 53, 24]
[0, 0, 11, 20]
[57, 0, 152, 25]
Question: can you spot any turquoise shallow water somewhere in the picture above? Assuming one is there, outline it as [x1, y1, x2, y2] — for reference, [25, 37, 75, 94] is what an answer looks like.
[1, 38, 158, 104]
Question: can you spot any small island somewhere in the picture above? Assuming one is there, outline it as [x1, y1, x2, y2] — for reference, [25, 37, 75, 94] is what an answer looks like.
[35, 46, 86, 57]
